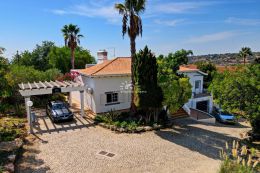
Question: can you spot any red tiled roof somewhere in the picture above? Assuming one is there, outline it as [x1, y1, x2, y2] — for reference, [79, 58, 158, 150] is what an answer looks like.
[178, 64, 198, 72]
[80, 57, 131, 76]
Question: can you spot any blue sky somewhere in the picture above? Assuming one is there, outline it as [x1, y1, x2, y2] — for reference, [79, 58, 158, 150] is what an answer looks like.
[1, 0, 260, 60]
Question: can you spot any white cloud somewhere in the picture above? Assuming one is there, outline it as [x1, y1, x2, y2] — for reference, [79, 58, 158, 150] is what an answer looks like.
[154, 19, 185, 26]
[225, 17, 260, 26]
[50, 2, 120, 24]
[186, 31, 238, 44]
[153, 1, 218, 14]
[51, 9, 67, 15]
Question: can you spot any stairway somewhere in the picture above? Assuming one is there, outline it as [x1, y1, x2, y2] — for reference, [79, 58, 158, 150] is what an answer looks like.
[171, 108, 189, 119]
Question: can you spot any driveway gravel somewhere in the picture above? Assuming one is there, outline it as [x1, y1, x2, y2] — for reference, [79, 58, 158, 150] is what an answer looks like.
[16, 110, 250, 173]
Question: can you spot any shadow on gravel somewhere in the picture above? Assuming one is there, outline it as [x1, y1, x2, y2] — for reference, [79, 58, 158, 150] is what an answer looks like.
[15, 137, 50, 173]
[155, 118, 247, 160]
[32, 109, 96, 135]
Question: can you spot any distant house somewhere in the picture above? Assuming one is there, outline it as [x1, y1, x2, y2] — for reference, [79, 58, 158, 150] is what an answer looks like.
[178, 65, 213, 114]
[72, 51, 213, 114]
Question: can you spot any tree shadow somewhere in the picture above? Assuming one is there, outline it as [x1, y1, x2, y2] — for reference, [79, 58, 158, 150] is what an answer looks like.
[32, 109, 96, 134]
[155, 118, 248, 160]
[15, 137, 50, 173]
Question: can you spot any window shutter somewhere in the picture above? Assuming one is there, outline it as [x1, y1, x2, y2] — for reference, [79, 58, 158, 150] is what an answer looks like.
[100, 94, 106, 105]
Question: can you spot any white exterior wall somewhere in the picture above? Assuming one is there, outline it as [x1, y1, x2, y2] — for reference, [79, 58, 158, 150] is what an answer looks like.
[93, 76, 131, 113]
[182, 71, 213, 114]
[71, 75, 132, 114]
[183, 72, 204, 93]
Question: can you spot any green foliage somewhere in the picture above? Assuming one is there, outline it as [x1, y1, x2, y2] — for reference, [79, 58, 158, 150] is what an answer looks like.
[1, 65, 61, 115]
[159, 49, 193, 73]
[210, 64, 260, 134]
[0, 117, 26, 142]
[12, 41, 55, 71]
[94, 111, 140, 129]
[126, 121, 137, 131]
[48, 46, 95, 73]
[239, 47, 253, 65]
[0, 57, 10, 100]
[196, 61, 217, 88]
[134, 46, 163, 122]
[219, 158, 255, 173]
[219, 141, 259, 173]
[157, 50, 192, 114]
[61, 24, 84, 69]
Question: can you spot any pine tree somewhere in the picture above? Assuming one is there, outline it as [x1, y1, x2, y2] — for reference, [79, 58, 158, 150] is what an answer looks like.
[133, 46, 163, 123]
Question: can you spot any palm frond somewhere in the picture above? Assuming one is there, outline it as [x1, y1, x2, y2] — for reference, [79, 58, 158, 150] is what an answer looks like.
[115, 3, 127, 15]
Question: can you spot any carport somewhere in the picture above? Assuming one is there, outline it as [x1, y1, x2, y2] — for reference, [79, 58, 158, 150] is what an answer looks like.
[19, 80, 88, 133]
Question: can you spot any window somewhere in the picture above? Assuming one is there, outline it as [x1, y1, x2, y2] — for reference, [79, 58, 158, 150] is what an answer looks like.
[106, 92, 118, 104]
[195, 80, 201, 89]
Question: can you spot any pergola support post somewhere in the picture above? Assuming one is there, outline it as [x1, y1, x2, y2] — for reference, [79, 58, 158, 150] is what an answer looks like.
[68, 92, 72, 107]
[80, 91, 85, 117]
[25, 97, 33, 134]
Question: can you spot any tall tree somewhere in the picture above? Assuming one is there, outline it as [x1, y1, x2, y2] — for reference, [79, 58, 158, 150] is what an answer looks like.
[157, 56, 192, 114]
[134, 46, 163, 123]
[239, 47, 253, 65]
[115, 0, 146, 112]
[61, 24, 84, 69]
[209, 64, 260, 134]
[48, 46, 96, 73]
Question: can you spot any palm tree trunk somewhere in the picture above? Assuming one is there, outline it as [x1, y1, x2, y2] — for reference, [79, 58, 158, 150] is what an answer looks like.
[71, 48, 75, 69]
[244, 56, 246, 66]
[130, 36, 137, 114]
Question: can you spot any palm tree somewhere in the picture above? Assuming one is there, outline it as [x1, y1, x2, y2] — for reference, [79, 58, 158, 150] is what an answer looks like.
[61, 24, 84, 69]
[61, 25, 69, 46]
[115, 0, 146, 112]
[239, 47, 253, 66]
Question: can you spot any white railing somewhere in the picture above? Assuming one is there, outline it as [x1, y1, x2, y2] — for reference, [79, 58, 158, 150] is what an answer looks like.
[182, 104, 191, 115]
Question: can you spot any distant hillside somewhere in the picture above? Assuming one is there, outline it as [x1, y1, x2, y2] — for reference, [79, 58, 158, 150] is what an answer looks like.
[189, 52, 260, 65]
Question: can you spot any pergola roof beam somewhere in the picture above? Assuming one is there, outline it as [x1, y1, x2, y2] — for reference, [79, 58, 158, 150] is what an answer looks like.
[55, 80, 67, 87]
[28, 82, 32, 90]
[50, 81, 60, 87]
[39, 81, 47, 89]
[34, 82, 40, 89]
[45, 81, 53, 88]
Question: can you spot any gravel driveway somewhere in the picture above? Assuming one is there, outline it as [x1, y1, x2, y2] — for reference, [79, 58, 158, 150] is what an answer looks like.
[16, 110, 250, 173]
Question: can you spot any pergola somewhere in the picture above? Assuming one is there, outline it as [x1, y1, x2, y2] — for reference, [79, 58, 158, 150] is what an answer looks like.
[19, 80, 88, 133]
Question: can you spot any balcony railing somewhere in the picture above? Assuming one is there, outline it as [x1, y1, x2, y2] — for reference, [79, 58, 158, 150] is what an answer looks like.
[193, 89, 211, 98]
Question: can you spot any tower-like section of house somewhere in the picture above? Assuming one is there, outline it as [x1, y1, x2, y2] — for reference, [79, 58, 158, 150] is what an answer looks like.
[97, 50, 108, 64]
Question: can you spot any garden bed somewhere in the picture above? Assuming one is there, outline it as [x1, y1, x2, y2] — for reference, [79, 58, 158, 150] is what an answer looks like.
[94, 111, 166, 133]
[0, 116, 27, 173]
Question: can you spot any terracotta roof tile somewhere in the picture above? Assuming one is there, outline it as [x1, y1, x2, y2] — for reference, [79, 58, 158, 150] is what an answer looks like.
[80, 57, 131, 76]
[178, 65, 199, 72]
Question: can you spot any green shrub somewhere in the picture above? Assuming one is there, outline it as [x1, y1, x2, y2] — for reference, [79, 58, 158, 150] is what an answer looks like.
[0, 117, 26, 142]
[219, 141, 259, 173]
[219, 158, 255, 173]
[114, 121, 121, 127]
[127, 121, 137, 131]
[120, 121, 127, 128]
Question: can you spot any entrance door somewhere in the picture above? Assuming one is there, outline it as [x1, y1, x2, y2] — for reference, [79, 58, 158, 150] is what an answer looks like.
[196, 101, 208, 112]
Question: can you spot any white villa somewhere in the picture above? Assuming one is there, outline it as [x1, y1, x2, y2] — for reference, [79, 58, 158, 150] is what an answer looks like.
[72, 51, 213, 115]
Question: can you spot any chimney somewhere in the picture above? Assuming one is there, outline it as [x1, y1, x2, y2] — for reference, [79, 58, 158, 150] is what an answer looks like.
[97, 50, 108, 64]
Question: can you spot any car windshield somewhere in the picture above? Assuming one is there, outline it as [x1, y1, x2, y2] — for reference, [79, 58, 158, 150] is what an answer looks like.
[52, 103, 66, 110]
[220, 111, 233, 116]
